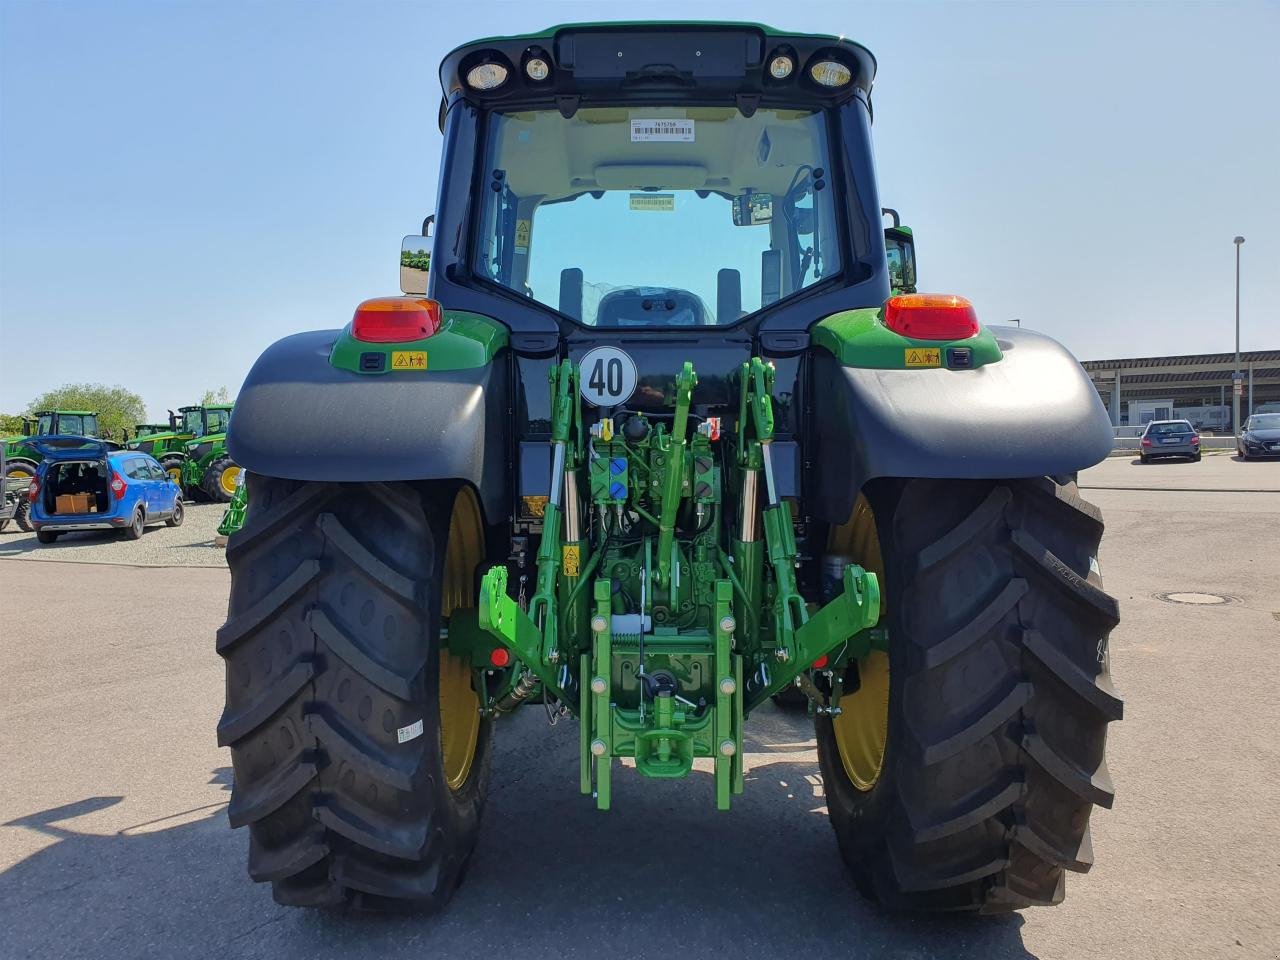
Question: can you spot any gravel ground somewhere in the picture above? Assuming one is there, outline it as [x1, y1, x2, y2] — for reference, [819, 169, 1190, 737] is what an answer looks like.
[0, 501, 227, 567]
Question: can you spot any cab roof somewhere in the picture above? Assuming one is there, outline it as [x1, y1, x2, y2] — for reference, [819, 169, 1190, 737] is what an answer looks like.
[439, 21, 877, 108]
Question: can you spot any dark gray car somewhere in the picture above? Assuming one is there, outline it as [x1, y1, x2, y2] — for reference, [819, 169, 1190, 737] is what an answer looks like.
[1238, 413, 1280, 460]
[1140, 419, 1201, 463]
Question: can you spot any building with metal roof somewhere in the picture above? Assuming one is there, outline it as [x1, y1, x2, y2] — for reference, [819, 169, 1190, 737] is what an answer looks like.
[1082, 349, 1280, 431]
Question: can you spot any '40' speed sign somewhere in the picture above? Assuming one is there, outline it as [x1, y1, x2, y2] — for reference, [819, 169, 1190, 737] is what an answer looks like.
[578, 346, 638, 407]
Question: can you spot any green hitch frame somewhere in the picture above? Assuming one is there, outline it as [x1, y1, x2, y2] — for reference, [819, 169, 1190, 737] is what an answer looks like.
[476, 352, 879, 812]
[655, 362, 696, 587]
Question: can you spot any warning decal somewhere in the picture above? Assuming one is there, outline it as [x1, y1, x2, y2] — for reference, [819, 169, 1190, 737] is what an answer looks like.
[392, 351, 428, 370]
[562, 544, 581, 577]
[514, 218, 530, 255]
[904, 348, 941, 368]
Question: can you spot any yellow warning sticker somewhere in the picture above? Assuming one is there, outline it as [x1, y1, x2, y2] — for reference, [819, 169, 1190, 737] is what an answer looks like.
[514, 219, 531, 255]
[562, 544, 581, 577]
[904, 347, 941, 368]
[391, 350, 428, 370]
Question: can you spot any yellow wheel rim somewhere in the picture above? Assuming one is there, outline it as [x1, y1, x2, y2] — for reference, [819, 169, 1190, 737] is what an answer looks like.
[8, 468, 32, 481]
[829, 494, 890, 792]
[219, 465, 241, 496]
[438, 487, 483, 792]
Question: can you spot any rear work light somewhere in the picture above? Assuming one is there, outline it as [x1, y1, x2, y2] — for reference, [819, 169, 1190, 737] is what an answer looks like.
[883, 294, 981, 341]
[351, 297, 442, 343]
[809, 59, 852, 87]
[466, 61, 509, 90]
[111, 471, 127, 497]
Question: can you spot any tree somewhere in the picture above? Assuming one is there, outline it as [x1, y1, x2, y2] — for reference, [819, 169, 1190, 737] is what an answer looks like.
[0, 413, 27, 437]
[26, 383, 146, 443]
[200, 387, 233, 405]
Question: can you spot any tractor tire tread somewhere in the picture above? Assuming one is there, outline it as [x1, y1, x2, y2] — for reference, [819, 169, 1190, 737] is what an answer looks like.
[817, 476, 1121, 913]
[220, 475, 489, 912]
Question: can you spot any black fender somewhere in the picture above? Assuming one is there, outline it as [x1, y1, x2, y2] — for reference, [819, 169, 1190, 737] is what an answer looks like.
[809, 326, 1112, 524]
[228, 330, 509, 521]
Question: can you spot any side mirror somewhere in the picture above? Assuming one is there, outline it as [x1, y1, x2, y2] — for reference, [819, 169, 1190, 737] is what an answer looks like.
[732, 193, 773, 226]
[401, 216, 434, 296]
[885, 226, 917, 294]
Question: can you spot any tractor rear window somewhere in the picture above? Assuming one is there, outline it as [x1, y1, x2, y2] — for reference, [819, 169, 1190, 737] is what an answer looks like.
[472, 106, 842, 326]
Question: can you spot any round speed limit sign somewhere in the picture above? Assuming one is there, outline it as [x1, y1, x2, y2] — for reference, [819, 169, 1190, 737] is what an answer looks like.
[578, 346, 638, 408]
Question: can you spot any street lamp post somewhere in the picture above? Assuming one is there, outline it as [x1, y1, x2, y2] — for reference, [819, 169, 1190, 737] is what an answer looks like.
[1233, 236, 1245, 434]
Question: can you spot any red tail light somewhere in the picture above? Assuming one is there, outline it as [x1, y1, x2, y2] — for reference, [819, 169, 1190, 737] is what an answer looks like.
[1141, 438, 1152, 447]
[883, 294, 980, 341]
[1191, 435, 1200, 445]
[812, 654, 829, 669]
[111, 471, 127, 497]
[489, 647, 512, 668]
[351, 297, 442, 343]
[27, 478, 39, 503]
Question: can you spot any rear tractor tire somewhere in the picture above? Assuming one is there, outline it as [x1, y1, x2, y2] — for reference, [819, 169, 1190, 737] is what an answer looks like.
[816, 477, 1122, 912]
[160, 455, 187, 494]
[4, 460, 38, 483]
[14, 498, 32, 532]
[217, 477, 492, 911]
[203, 457, 241, 503]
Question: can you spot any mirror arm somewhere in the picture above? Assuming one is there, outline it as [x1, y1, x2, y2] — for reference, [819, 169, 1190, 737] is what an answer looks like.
[422, 214, 435, 237]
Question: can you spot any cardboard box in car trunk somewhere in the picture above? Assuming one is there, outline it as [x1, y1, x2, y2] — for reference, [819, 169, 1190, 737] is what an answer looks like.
[55, 493, 96, 514]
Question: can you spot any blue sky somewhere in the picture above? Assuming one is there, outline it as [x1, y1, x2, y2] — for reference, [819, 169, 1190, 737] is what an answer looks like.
[1, 0, 1276, 418]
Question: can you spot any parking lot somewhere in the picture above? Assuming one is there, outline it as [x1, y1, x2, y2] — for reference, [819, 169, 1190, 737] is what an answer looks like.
[1, 457, 1277, 960]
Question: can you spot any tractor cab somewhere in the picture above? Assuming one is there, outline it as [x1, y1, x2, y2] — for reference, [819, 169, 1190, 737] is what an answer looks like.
[178, 404, 232, 439]
[2, 410, 102, 480]
[32, 410, 100, 439]
[409, 25, 907, 341]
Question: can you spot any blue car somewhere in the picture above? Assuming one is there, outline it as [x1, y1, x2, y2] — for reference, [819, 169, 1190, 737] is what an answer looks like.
[27, 437, 184, 544]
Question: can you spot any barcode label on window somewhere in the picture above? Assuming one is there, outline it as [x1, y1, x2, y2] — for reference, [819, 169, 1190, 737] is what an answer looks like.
[631, 119, 695, 142]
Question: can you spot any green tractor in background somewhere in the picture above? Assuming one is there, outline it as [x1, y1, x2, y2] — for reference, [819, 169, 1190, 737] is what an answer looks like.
[132, 423, 172, 440]
[129, 403, 239, 501]
[217, 23, 1121, 917]
[2, 410, 103, 481]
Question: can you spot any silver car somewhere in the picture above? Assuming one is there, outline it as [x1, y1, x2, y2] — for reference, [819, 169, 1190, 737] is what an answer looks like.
[1140, 419, 1201, 463]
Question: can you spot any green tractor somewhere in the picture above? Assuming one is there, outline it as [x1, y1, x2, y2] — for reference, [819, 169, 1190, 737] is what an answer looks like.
[129, 404, 238, 499]
[181, 421, 239, 503]
[2, 410, 103, 481]
[217, 23, 1121, 915]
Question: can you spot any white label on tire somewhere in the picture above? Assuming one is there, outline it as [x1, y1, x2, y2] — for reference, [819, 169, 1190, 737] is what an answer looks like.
[397, 718, 423, 744]
[579, 346, 638, 408]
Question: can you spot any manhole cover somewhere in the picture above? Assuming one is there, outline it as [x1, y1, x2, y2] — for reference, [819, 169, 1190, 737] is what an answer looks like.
[1157, 592, 1232, 605]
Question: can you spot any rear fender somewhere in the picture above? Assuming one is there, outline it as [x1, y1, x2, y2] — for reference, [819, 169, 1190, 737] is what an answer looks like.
[809, 326, 1112, 523]
[228, 328, 510, 521]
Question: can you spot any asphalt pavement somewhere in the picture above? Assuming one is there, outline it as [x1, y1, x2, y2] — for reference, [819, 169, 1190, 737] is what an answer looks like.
[1, 460, 1277, 960]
